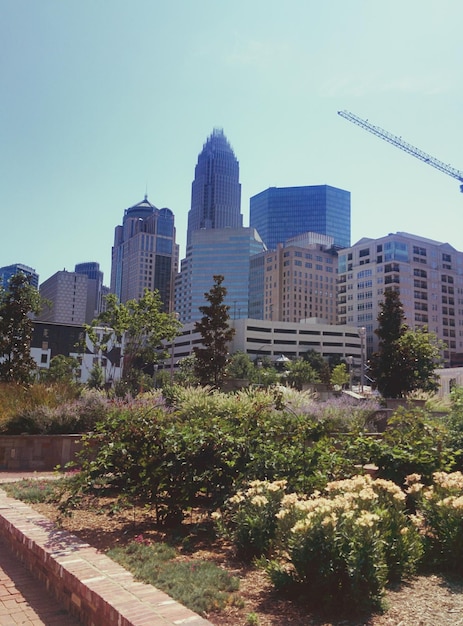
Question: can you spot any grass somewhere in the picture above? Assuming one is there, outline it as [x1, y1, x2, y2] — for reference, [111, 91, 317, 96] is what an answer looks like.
[2, 477, 67, 503]
[107, 539, 241, 615]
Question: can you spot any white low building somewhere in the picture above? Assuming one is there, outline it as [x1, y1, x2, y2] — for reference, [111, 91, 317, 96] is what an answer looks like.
[166, 317, 363, 371]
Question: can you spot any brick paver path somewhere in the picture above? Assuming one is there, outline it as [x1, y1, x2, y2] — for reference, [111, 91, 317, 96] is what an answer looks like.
[0, 535, 82, 626]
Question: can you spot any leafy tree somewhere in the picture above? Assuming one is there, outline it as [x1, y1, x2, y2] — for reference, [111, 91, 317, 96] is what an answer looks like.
[0, 273, 42, 384]
[193, 275, 235, 387]
[285, 358, 320, 390]
[330, 363, 349, 390]
[88, 289, 181, 391]
[40, 355, 79, 384]
[302, 349, 331, 384]
[226, 351, 255, 381]
[174, 355, 200, 386]
[371, 290, 443, 398]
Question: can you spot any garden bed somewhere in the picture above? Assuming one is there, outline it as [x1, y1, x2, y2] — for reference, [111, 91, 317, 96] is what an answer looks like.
[13, 487, 463, 626]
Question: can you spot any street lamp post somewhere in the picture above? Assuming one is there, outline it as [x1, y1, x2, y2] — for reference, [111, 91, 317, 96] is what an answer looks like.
[346, 355, 354, 391]
[358, 327, 366, 394]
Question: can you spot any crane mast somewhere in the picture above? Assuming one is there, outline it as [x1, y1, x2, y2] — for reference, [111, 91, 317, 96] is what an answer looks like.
[338, 110, 463, 193]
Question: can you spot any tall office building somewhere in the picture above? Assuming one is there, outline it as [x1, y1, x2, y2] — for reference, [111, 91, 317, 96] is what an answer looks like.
[110, 195, 179, 311]
[337, 232, 463, 366]
[250, 185, 351, 251]
[175, 227, 266, 323]
[187, 128, 242, 245]
[74, 262, 105, 323]
[249, 232, 338, 323]
[0, 263, 39, 290]
[36, 271, 89, 324]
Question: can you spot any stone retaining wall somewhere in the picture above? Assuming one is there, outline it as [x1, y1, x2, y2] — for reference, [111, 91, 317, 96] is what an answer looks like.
[0, 435, 84, 471]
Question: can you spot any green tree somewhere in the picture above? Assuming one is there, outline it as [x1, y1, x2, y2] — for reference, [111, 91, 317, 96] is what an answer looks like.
[226, 351, 254, 381]
[285, 358, 320, 390]
[371, 290, 443, 398]
[41, 355, 80, 384]
[330, 363, 349, 390]
[302, 349, 331, 384]
[88, 289, 181, 391]
[87, 362, 104, 389]
[193, 275, 235, 387]
[174, 354, 200, 386]
[0, 273, 42, 383]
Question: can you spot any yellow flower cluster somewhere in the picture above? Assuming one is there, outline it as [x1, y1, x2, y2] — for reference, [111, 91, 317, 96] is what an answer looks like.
[433, 471, 463, 491]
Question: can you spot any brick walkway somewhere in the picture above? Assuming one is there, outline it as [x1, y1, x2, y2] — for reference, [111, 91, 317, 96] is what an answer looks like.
[0, 536, 82, 626]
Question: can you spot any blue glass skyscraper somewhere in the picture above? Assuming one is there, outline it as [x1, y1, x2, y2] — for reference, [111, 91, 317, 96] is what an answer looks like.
[0, 264, 39, 290]
[187, 128, 242, 245]
[250, 185, 351, 251]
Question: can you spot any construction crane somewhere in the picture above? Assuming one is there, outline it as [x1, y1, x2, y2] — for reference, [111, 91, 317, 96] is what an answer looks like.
[338, 110, 463, 193]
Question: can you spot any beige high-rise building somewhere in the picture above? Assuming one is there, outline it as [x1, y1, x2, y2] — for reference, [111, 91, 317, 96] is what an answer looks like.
[37, 271, 88, 325]
[249, 232, 338, 324]
[337, 232, 463, 366]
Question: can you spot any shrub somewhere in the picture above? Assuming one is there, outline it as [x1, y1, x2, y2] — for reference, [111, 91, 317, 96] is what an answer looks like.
[220, 474, 423, 613]
[217, 479, 288, 559]
[411, 470, 463, 574]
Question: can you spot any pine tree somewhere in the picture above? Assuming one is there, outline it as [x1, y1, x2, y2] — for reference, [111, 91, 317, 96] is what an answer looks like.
[193, 275, 235, 387]
[371, 289, 443, 398]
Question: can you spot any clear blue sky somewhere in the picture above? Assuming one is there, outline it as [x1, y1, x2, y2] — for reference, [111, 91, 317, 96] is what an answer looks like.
[2, 1, 462, 285]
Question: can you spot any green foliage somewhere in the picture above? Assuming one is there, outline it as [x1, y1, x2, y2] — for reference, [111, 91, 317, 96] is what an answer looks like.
[226, 351, 255, 381]
[371, 290, 443, 398]
[363, 406, 455, 486]
[0, 382, 80, 428]
[1, 388, 111, 434]
[330, 363, 349, 389]
[0, 273, 43, 383]
[193, 275, 235, 387]
[411, 471, 463, 574]
[173, 354, 199, 386]
[40, 355, 80, 384]
[88, 289, 181, 392]
[217, 479, 288, 559]
[107, 538, 240, 616]
[2, 477, 68, 503]
[302, 349, 331, 384]
[220, 475, 422, 613]
[87, 363, 105, 389]
[284, 358, 320, 390]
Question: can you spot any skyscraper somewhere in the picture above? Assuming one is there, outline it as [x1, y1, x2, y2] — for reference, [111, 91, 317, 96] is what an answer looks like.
[175, 227, 266, 323]
[337, 232, 463, 366]
[0, 263, 39, 290]
[75, 262, 105, 322]
[250, 185, 351, 251]
[187, 128, 242, 245]
[110, 195, 179, 311]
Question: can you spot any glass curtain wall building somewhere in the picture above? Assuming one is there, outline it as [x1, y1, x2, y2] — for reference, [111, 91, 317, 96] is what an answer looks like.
[250, 185, 351, 251]
[187, 128, 242, 245]
[0, 263, 39, 290]
[175, 228, 266, 324]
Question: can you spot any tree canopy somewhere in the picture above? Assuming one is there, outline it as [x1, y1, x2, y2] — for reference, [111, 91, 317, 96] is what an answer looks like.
[193, 275, 235, 387]
[370, 289, 443, 398]
[0, 273, 42, 383]
[88, 289, 181, 390]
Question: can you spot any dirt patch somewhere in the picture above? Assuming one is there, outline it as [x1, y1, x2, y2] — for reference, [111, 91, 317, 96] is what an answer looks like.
[27, 498, 463, 626]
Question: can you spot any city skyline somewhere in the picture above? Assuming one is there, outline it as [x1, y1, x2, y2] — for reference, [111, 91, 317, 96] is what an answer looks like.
[3, 1, 463, 283]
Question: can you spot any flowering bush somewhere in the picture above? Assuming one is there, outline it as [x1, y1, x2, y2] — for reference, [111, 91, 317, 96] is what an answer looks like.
[410, 470, 463, 573]
[220, 474, 423, 611]
[217, 479, 288, 559]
